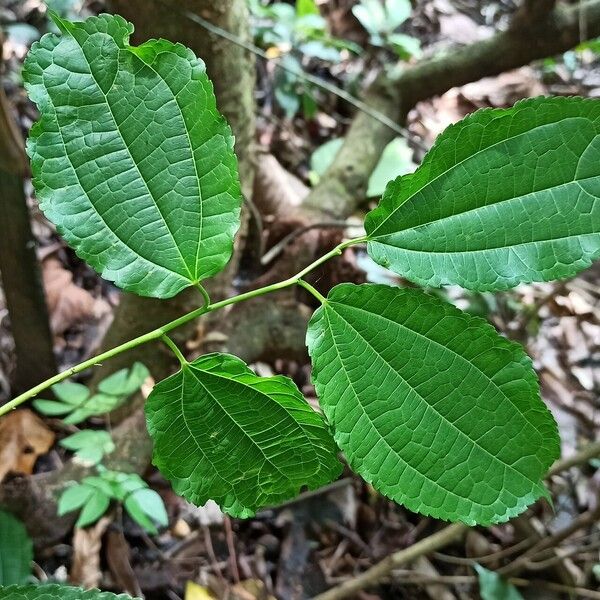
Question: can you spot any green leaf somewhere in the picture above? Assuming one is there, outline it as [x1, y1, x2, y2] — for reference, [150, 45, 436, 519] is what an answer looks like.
[310, 138, 344, 183]
[387, 33, 421, 59]
[76, 491, 111, 528]
[365, 97, 600, 290]
[352, 0, 386, 40]
[124, 489, 168, 534]
[296, 0, 319, 17]
[58, 484, 95, 516]
[63, 394, 123, 425]
[60, 430, 115, 465]
[32, 400, 73, 416]
[52, 382, 89, 405]
[97, 362, 149, 397]
[367, 137, 415, 197]
[306, 283, 560, 525]
[0, 584, 138, 599]
[146, 353, 342, 517]
[24, 14, 242, 299]
[384, 0, 412, 29]
[0, 511, 33, 585]
[475, 565, 524, 600]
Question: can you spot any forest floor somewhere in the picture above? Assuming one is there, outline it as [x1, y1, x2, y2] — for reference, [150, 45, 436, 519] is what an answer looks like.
[0, 0, 599, 599]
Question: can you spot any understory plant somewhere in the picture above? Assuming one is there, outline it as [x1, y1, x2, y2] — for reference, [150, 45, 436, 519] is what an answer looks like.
[2, 13, 600, 562]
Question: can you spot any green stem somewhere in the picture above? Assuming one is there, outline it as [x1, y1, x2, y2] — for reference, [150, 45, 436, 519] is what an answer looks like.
[0, 237, 366, 417]
[161, 335, 188, 367]
[196, 282, 211, 308]
[297, 279, 327, 304]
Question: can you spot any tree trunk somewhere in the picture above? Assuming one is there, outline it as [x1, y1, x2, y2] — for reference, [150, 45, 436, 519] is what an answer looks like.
[0, 34, 56, 395]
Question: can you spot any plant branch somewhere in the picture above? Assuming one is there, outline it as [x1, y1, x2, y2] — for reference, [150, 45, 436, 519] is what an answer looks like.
[0, 237, 365, 417]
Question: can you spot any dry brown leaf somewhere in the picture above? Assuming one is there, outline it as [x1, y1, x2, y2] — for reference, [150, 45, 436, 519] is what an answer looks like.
[460, 68, 546, 108]
[439, 13, 491, 45]
[0, 409, 54, 482]
[42, 257, 110, 336]
[70, 516, 111, 589]
[106, 528, 143, 598]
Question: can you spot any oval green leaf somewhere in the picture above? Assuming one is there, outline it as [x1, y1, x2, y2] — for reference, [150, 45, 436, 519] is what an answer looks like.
[145, 353, 342, 517]
[0, 585, 137, 599]
[0, 511, 32, 585]
[366, 97, 600, 290]
[306, 283, 560, 525]
[24, 13, 241, 298]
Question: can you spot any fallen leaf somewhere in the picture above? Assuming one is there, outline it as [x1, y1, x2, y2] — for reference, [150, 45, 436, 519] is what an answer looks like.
[42, 257, 111, 336]
[185, 581, 215, 600]
[70, 516, 111, 589]
[439, 13, 491, 44]
[460, 68, 546, 108]
[106, 528, 143, 598]
[0, 409, 54, 482]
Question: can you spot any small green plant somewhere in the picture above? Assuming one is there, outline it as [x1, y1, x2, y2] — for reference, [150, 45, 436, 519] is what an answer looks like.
[3, 12, 600, 535]
[59, 430, 115, 466]
[250, 0, 359, 117]
[58, 467, 168, 533]
[352, 0, 421, 58]
[33, 363, 149, 424]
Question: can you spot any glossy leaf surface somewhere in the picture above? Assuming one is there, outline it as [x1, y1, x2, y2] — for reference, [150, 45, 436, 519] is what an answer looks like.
[146, 353, 342, 517]
[366, 97, 600, 290]
[24, 13, 241, 298]
[306, 284, 560, 525]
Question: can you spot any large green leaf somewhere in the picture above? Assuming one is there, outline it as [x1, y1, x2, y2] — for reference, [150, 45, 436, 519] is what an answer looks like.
[366, 97, 600, 290]
[145, 353, 342, 517]
[306, 284, 559, 525]
[24, 13, 241, 298]
[0, 511, 32, 585]
[0, 585, 136, 599]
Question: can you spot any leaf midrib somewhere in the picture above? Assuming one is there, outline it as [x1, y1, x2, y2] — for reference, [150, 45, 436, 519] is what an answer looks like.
[185, 365, 321, 486]
[128, 44, 206, 278]
[371, 169, 600, 245]
[321, 306, 497, 510]
[331, 298, 546, 449]
[326, 302, 545, 482]
[368, 116, 592, 238]
[68, 34, 195, 280]
[42, 93, 188, 282]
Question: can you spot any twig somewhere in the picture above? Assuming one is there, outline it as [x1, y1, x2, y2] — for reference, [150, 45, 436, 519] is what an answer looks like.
[389, 572, 600, 599]
[261, 222, 363, 265]
[499, 505, 600, 576]
[433, 537, 533, 566]
[547, 440, 600, 477]
[224, 516, 240, 584]
[312, 523, 467, 600]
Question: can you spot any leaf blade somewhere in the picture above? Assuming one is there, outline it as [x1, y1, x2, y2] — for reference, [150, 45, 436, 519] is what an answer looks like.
[306, 284, 560, 525]
[0, 511, 33, 585]
[145, 353, 342, 517]
[24, 14, 242, 298]
[366, 97, 600, 290]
